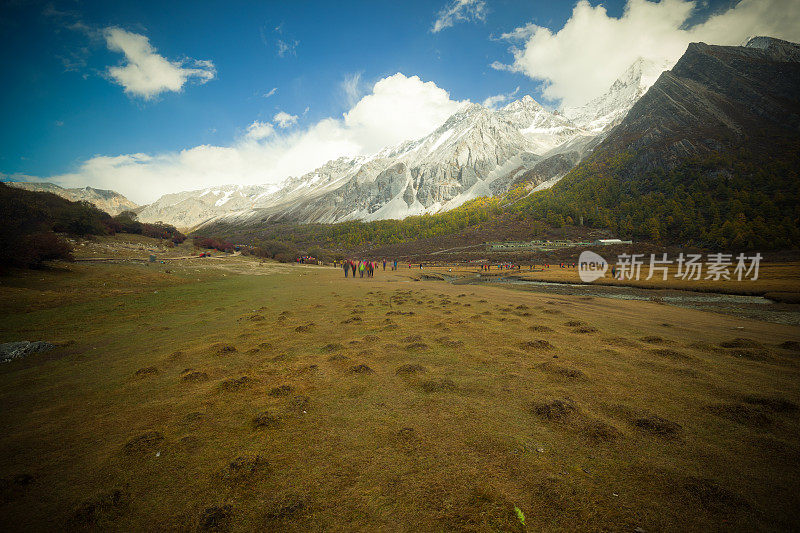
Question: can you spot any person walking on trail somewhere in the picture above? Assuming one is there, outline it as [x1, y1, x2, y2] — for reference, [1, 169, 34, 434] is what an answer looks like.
[393, 260, 398, 271]
[359, 261, 365, 278]
[350, 260, 357, 278]
[368, 261, 374, 278]
[382, 259, 386, 271]
[343, 260, 349, 278]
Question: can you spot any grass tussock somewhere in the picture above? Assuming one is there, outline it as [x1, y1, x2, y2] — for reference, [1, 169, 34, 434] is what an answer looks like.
[0, 254, 799, 531]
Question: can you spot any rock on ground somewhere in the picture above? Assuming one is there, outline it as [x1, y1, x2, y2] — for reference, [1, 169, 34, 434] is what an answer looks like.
[0, 341, 55, 363]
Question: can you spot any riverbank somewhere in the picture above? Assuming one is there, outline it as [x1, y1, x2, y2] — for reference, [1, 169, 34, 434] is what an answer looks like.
[408, 261, 800, 297]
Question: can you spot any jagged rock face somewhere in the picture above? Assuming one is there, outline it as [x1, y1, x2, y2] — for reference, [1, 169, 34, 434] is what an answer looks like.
[6, 182, 138, 215]
[594, 37, 800, 179]
[499, 95, 588, 153]
[136, 184, 279, 228]
[512, 152, 582, 189]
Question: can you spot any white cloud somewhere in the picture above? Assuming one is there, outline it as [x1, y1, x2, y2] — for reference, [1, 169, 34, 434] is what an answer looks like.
[263, 87, 277, 98]
[38, 73, 468, 204]
[494, 23, 537, 43]
[341, 72, 362, 107]
[494, 0, 800, 107]
[432, 0, 488, 33]
[245, 121, 275, 141]
[1, 172, 40, 183]
[482, 87, 520, 109]
[276, 39, 298, 57]
[342, 73, 467, 153]
[104, 27, 216, 100]
[273, 111, 298, 128]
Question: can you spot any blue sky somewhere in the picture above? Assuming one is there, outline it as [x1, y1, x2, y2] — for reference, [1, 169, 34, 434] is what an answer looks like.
[1, 0, 794, 203]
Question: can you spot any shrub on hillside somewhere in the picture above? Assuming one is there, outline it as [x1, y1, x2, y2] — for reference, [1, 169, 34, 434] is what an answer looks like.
[0, 231, 73, 270]
[241, 240, 299, 262]
[193, 236, 233, 253]
[109, 211, 186, 243]
[141, 222, 185, 241]
[0, 184, 187, 270]
[273, 251, 297, 263]
[306, 246, 330, 263]
[23, 232, 74, 267]
[109, 211, 140, 234]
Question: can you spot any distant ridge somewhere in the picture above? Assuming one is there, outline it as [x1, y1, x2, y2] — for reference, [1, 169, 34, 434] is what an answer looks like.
[5, 182, 138, 216]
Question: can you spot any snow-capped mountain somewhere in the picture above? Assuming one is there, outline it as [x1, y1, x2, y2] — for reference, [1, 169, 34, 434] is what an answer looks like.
[136, 184, 279, 228]
[286, 103, 539, 223]
[564, 57, 674, 132]
[138, 57, 669, 228]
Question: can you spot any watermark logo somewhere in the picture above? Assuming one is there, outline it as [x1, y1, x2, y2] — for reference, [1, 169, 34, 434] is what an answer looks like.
[576, 251, 762, 282]
[578, 251, 608, 282]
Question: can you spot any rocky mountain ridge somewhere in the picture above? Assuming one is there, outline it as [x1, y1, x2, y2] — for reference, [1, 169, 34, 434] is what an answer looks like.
[138, 55, 671, 229]
[5, 182, 138, 215]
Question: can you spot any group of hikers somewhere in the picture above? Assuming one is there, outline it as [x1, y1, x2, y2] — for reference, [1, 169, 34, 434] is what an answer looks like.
[340, 259, 399, 278]
[335, 258, 590, 278]
[479, 263, 524, 271]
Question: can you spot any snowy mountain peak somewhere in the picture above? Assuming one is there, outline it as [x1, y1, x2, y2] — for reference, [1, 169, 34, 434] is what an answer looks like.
[495, 95, 587, 154]
[563, 56, 673, 132]
[500, 94, 543, 113]
[616, 56, 673, 95]
[743, 36, 800, 61]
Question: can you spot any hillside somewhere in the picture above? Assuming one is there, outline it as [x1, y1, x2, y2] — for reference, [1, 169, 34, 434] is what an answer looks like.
[509, 37, 800, 249]
[0, 183, 185, 269]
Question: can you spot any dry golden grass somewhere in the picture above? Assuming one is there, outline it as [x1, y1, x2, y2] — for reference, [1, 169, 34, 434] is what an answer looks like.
[1, 254, 799, 531]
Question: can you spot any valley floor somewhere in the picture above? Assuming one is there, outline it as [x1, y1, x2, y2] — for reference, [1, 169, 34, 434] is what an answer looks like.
[1, 254, 799, 531]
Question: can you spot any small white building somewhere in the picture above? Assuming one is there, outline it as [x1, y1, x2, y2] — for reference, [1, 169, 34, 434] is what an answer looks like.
[594, 238, 632, 245]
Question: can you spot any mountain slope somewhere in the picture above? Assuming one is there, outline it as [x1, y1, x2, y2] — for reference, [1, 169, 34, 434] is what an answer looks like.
[511, 36, 800, 248]
[141, 101, 554, 228]
[135, 184, 280, 229]
[6, 182, 138, 216]
[589, 37, 800, 176]
[280, 103, 540, 223]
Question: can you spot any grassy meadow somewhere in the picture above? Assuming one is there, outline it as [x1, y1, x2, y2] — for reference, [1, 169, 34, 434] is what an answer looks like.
[1, 252, 800, 531]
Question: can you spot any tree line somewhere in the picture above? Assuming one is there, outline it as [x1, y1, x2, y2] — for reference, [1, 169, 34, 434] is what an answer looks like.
[0, 183, 185, 269]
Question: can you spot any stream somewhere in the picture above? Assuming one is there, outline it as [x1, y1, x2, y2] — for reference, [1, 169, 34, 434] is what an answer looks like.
[484, 278, 800, 325]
